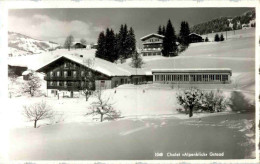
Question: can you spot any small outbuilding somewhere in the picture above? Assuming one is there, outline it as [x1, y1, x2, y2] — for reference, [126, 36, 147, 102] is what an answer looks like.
[187, 33, 204, 43]
[72, 43, 86, 49]
[22, 70, 33, 80]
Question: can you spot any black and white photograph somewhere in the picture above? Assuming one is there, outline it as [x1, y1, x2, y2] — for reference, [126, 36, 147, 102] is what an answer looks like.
[1, 1, 258, 162]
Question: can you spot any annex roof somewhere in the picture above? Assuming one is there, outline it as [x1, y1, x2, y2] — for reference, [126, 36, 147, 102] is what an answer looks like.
[140, 33, 165, 41]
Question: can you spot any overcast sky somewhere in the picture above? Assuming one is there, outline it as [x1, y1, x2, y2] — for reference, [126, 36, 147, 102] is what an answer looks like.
[9, 8, 252, 47]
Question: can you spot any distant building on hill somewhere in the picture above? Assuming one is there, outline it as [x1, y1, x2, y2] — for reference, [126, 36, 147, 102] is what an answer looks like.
[187, 33, 204, 43]
[72, 42, 86, 49]
[22, 70, 33, 80]
[8, 64, 28, 76]
[91, 44, 98, 49]
[140, 33, 164, 56]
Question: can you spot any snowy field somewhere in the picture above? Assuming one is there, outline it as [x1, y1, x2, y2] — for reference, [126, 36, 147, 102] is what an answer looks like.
[6, 86, 255, 129]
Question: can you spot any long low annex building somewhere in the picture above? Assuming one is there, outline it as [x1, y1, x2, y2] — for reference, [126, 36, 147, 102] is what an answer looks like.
[152, 68, 232, 84]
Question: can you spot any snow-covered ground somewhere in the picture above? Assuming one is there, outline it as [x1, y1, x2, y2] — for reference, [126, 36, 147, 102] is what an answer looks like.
[6, 28, 255, 129]
[6, 85, 255, 129]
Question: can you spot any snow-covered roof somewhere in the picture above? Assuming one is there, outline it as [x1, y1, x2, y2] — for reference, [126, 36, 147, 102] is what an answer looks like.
[8, 62, 27, 67]
[36, 53, 131, 77]
[188, 33, 203, 37]
[22, 70, 32, 76]
[140, 33, 165, 41]
[151, 68, 232, 75]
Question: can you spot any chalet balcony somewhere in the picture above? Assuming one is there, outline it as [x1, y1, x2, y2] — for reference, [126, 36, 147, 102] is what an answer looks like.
[44, 76, 85, 81]
[47, 85, 81, 91]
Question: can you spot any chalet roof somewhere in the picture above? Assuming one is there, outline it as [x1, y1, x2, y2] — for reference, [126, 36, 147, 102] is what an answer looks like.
[151, 68, 232, 75]
[140, 33, 165, 41]
[36, 54, 131, 77]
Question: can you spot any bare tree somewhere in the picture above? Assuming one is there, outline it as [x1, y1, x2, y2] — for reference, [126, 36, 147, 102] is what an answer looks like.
[22, 101, 54, 128]
[80, 58, 95, 101]
[130, 51, 144, 68]
[64, 35, 74, 51]
[8, 69, 18, 98]
[85, 90, 121, 122]
[22, 72, 41, 97]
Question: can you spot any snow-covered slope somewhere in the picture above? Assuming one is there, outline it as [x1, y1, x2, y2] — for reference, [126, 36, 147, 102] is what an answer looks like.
[8, 31, 61, 57]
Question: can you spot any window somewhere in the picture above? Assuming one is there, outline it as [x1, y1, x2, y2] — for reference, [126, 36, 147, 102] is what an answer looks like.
[101, 81, 105, 87]
[81, 81, 84, 87]
[197, 75, 202, 81]
[68, 71, 72, 77]
[205, 75, 208, 82]
[216, 75, 220, 80]
[88, 81, 93, 88]
[81, 71, 84, 77]
[73, 71, 77, 77]
[50, 81, 53, 86]
[50, 71, 54, 77]
[222, 75, 228, 81]
[88, 71, 92, 77]
[64, 71, 68, 77]
[56, 71, 60, 77]
[64, 62, 68, 68]
[64, 81, 67, 86]
[57, 81, 59, 86]
[67, 81, 73, 86]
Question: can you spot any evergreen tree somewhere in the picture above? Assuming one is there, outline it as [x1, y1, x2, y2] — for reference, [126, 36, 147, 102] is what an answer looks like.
[205, 37, 209, 42]
[214, 34, 220, 42]
[220, 33, 225, 41]
[179, 21, 190, 46]
[157, 25, 163, 35]
[162, 19, 177, 57]
[123, 24, 128, 59]
[162, 26, 166, 36]
[104, 28, 115, 62]
[126, 27, 136, 58]
[95, 31, 106, 59]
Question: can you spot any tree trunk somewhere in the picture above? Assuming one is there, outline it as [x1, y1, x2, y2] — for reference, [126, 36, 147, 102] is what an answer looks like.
[189, 107, 193, 117]
[100, 114, 103, 122]
[34, 120, 37, 128]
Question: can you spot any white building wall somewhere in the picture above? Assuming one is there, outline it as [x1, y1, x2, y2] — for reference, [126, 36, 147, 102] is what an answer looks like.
[95, 80, 112, 90]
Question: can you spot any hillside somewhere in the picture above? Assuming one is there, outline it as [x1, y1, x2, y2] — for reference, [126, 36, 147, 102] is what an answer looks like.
[191, 9, 255, 35]
[8, 31, 61, 57]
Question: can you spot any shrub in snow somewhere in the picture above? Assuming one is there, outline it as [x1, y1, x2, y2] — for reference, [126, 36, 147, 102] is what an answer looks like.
[202, 90, 228, 112]
[214, 34, 220, 42]
[228, 91, 255, 113]
[22, 101, 55, 128]
[22, 72, 41, 97]
[86, 90, 121, 122]
[176, 88, 204, 117]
